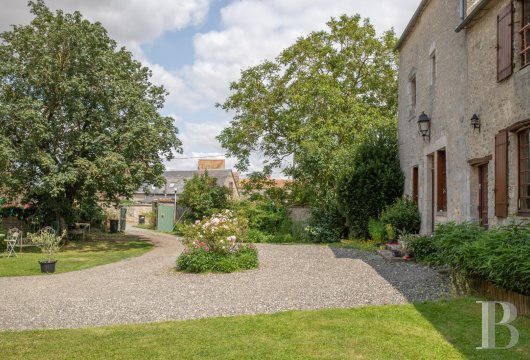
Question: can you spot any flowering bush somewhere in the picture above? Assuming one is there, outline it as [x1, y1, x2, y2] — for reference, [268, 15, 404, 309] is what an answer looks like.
[177, 245, 258, 273]
[177, 210, 257, 273]
[183, 210, 248, 254]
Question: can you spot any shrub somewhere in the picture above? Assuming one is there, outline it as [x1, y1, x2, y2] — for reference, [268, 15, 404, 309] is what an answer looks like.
[176, 245, 258, 273]
[172, 222, 189, 236]
[336, 127, 404, 238]
[405, 234, 443, 265]
[305, 203, 344, 243]
[233, 199, 289, 235]
[145, 211, 157, 226]
[177, 211, 257, 273]
[367, 219, 386, 243]
[379, 197, 421, 235]
[28, 229, 66, 262]
[0, 219, 5, 251]
[179, 172, 230, 221]
[246, 228, 272, 243]
[412, 222, 530, 295]
[183, 210, 248, 254]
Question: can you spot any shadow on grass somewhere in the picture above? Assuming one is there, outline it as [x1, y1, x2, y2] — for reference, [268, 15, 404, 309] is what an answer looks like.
[412, 298, 530, 359]
[328, 246, 530, 359]
[65, 235, 153, 253]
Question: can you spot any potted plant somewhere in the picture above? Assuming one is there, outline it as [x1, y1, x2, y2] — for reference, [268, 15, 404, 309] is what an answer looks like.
[28, 229, 65, 273]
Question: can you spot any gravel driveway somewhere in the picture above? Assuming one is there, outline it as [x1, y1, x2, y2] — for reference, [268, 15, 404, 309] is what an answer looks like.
[0, 228, 450, 331]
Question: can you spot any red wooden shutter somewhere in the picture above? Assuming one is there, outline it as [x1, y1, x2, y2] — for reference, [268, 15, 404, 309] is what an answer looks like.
[436, 151, 447, 212]
[495, 131, 509, 217]
[497, 3, 513, 82]
[412, 167, 419, 205]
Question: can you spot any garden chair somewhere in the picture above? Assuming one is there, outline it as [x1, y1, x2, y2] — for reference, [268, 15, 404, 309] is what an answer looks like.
[5, 228, 22, 258]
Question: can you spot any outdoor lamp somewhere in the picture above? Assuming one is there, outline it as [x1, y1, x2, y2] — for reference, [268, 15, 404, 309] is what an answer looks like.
[471, 113, 480, 131]
[417, 111, 430, 141]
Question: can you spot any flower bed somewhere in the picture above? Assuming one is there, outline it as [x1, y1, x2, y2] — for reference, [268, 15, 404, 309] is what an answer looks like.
[176, 210, 258, 273]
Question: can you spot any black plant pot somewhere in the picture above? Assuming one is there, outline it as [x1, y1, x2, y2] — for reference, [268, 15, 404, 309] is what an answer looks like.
[39, 260, 57, 274]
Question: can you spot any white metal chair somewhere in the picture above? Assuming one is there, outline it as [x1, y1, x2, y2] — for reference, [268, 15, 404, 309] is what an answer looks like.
[5, 228, 21, 258]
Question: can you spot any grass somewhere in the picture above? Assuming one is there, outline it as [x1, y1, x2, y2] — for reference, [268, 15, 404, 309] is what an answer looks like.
[0, 233, 153, 276]
[0, 297, 528, 359]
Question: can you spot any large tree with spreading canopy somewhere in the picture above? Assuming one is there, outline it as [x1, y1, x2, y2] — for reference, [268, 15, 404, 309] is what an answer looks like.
[216, 14, 398, 203]
[0, 1, 182, 228]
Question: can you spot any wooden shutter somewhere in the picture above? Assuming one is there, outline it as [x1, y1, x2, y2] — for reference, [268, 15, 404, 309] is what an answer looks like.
[412, 167, 419, 205]
[436, 151, 447, 212]
[497, 3, 513, 82]
[495, 131, 509, 217]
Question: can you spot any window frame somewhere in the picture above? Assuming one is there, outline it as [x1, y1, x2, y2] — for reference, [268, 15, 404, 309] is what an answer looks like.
[430, 50, 436, 86]
[410, 76, 417, 108]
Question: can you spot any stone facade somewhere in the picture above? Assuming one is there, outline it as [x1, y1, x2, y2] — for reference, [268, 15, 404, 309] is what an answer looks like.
[398, 0, 530, 233]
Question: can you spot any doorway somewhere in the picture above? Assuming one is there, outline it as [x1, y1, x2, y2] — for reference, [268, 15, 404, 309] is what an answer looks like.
[478, 164, 489, 227]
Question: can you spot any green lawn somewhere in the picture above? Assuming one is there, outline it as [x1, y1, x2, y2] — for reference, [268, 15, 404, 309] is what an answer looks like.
[327, 238, 379, 251]
[1, 297, 528, 359]
[0, 233, 153, 276]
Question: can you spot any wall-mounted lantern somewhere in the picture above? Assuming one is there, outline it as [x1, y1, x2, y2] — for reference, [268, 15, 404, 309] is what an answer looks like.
[418, 111, 431, 141]
[471, 113, 480, 131]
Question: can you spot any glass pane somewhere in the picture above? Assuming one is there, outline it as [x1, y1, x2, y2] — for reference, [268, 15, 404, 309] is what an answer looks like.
[520, 131, 530, 147]
[522, 171, 530, 185]
[521, 198, 530, 210]
[521, 184, 529, 198]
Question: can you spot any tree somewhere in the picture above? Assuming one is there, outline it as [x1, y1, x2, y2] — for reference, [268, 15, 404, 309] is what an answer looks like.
[0, 1, 182, 229]
[336, 126, 404, 238]
[178, 172, 230, 221]
[217, 15, 398, 203]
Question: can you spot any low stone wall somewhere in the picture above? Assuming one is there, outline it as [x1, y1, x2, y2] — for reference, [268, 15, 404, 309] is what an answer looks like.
[126, 204, 153, 225]
[288, 206, 311, 223]
[1, 217, 30, 235]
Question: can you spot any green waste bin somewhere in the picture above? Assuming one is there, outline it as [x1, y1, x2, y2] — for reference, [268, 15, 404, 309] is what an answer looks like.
[110, 220, 119, 233]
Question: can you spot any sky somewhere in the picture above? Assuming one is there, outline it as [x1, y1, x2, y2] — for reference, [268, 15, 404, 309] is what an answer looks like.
[0, 0, 421, 176]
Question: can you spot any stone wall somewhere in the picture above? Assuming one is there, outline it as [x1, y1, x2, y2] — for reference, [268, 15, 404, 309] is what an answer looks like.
[288, 206, 311, 224]
[125, 204, 153, 225]
[398, 0, 530, 233]
[398, 0, 468, 233]
[1, 217, 30, 235]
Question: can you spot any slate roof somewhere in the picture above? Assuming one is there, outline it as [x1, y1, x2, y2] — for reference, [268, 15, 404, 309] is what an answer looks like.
[137, 170, 237, 196]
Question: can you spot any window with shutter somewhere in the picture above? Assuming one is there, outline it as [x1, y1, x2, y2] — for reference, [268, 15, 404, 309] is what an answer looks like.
[436, 150, 447, 212]
[495, 131, 509, 217]
[412, 166, 419, 205]
[497, 3, 513, 82]
[521, 0, 530, 68]
[518, 129, 530, 211]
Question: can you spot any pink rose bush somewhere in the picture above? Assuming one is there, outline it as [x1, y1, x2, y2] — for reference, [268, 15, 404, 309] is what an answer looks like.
[177, 210, 257, 273]
[185, 209, 249, 255]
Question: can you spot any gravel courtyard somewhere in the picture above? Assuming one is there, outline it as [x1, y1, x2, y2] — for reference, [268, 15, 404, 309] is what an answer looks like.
[0, 228, 450, 331]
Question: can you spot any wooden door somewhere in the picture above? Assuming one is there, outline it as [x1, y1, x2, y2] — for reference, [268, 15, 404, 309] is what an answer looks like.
[431, 166, 435, 233]
[478, 164, 489, 227]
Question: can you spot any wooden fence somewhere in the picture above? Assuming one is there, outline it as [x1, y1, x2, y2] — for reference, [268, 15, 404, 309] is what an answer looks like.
[466, 277, 530, 316]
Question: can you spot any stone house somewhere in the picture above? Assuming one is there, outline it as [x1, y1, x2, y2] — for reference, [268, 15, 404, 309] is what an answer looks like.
[398, 0, 529, 233]
[132, 169, 241, 204]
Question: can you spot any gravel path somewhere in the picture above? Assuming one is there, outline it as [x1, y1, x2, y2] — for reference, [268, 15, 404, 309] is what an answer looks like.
[0, 228, 450, 331]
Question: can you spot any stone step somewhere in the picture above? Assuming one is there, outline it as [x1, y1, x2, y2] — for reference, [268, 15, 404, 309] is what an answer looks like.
[377, 249, 406, 262]
[386, 243, 402, 252]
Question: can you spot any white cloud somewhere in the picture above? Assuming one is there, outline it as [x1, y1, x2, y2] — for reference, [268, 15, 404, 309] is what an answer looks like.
[0, 0, 210, 44]
[173, 0, 421, 111]
[0, 0, 422, 174]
